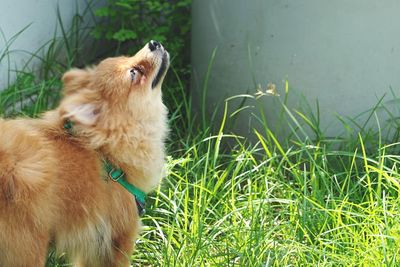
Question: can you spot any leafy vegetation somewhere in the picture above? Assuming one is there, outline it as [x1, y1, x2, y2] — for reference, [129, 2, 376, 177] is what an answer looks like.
[92, 0, 191, 80]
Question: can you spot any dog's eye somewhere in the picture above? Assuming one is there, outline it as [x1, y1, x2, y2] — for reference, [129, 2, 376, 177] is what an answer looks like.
[130, 67, 144, 83]
[130, 68, 139, 82]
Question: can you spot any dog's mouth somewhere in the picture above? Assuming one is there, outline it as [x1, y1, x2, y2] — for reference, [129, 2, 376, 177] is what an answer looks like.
[151, 51, 169, 89]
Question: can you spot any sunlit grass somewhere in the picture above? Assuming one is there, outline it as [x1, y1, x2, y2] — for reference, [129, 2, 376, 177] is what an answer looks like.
[131, 89, 400, 266]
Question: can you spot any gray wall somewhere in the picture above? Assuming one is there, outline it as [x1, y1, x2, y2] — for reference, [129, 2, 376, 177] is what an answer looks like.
[192, 0, 400, 137]
[0, 0, 104, 89]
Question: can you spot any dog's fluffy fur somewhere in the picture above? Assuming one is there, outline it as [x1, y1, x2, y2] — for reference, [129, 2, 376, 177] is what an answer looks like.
[0, 43, 169, 266]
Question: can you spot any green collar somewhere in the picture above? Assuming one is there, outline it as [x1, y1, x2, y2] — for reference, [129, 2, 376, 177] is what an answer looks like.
[103, 160, 146, 203]
[63, 119, 146, 215]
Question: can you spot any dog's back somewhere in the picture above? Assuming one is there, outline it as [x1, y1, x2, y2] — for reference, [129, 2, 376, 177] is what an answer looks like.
[0, 118, 58, 266]
[0, 117, 139, 266]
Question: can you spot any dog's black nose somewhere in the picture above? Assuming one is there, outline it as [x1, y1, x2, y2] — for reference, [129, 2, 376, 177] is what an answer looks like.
[148, 40, 162, 51]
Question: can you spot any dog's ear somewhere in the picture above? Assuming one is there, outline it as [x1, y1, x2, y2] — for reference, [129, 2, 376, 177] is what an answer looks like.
[62, 68, 94, 95]
[60, 91, 100, 126]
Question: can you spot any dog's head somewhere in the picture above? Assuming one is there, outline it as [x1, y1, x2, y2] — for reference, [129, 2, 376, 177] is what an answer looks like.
[59, 40, 169, 132]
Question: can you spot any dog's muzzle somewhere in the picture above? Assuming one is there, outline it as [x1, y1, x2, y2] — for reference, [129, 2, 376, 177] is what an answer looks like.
[149, 40, 169, 89]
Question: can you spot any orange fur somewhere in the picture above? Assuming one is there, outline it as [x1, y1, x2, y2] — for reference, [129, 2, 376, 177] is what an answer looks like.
[0, 42, 169, 267]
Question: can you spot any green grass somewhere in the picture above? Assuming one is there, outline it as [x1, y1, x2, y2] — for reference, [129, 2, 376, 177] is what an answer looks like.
[131, 84, 400, 266]
[2, 18, 400, 267]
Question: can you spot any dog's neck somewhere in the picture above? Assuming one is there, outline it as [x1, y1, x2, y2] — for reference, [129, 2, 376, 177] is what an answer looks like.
[59, 106, 167, 193]
[99, 139, 166, 193]
[97, 107, 168, 193]
[41, 108, 167, 193]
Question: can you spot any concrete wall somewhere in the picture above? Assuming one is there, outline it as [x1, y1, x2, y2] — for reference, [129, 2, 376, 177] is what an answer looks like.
[192, 0, 400, 137]
[0, 0, 104, 89]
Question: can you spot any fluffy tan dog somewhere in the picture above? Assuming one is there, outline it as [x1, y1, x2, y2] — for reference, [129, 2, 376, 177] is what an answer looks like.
[0, 40, 169, 267]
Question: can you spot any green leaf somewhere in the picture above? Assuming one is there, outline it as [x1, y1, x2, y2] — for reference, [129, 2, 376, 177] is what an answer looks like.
[112, 29, 138, 42]
[91, 28, 103, 39]
[94, 7, 110, 17]
[115, 1, 133, 9]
